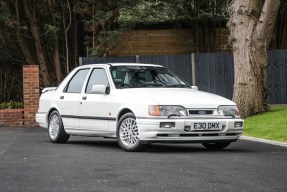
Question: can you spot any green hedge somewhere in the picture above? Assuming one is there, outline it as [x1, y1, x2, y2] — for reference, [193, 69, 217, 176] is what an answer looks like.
[0, 101, 24, 109]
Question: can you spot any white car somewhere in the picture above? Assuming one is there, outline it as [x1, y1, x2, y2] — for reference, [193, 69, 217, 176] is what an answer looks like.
[36, 63, 244, 152]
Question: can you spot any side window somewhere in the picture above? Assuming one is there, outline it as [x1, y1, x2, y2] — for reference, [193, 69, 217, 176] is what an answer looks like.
[86, 68, 109, 94]
[66, 69, 89, 93]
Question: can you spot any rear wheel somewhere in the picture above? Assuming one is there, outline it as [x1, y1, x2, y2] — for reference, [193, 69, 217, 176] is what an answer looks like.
[48, 110, 70, 143]
[202, 142, 231, 150]
[117, 112, 146, 152]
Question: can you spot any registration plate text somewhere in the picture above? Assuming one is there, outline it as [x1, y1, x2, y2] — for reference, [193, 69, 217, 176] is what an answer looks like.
[193, 122, 222, 130]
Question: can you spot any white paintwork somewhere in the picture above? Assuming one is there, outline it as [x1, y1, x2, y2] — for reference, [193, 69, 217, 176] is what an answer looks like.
[79, 93, 110, 130]
[92, 85, 106, 94]
[42, 87, 57, 93]
[36, 63, 244, 143]
[57, 93, 81, 129]
[191, 86, 198, 90]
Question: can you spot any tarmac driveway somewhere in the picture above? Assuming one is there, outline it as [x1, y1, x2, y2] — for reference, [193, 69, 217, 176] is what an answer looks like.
[0, 127, 286, 192]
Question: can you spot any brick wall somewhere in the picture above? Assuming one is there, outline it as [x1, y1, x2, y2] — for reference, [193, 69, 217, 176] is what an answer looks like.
[23, 65, 39, 127]
[0, 109, 24, 127]
[0, 65, 40, 127]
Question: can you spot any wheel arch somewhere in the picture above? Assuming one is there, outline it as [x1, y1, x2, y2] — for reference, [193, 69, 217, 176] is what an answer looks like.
[47, 108, 59, 123]
[117, 108, 134, 122]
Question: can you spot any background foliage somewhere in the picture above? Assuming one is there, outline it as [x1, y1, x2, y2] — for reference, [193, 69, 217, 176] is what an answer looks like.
[0, 100, 23, 109]
[0, 0, 286, 103]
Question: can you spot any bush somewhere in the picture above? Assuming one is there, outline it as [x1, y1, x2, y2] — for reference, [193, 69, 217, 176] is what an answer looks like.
[0, 101, 24, 109]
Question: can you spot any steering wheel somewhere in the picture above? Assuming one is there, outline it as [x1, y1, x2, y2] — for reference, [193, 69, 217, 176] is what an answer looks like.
[117, 83, 130, 88]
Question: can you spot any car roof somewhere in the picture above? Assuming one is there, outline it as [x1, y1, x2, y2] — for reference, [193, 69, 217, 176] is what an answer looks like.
[79, 63, 163, 68]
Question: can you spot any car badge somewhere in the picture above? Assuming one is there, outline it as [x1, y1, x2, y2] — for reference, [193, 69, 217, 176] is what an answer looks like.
[198, 110, 207, 115]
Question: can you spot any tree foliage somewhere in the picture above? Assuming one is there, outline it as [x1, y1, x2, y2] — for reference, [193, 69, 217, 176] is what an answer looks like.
[0, 0, 286, 103]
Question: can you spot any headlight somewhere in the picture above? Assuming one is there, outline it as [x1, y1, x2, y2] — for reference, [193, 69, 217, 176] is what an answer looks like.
[148, 105, 188, 116]
[217, 106, 240, 117]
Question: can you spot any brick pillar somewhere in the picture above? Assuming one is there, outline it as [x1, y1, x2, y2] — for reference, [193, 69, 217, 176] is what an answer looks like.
[23, 65, 40, 127]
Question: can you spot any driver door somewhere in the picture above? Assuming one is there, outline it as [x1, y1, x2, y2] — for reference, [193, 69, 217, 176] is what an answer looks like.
[79, 67, 111, 131]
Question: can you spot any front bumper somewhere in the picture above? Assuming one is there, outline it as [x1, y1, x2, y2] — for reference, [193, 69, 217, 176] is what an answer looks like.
[136, 117, 243, 143]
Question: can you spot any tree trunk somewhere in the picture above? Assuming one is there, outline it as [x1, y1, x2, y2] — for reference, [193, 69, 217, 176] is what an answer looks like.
[48, 0, 63, 84]
[53, 33, 62, 84]
[22, 0, 50, 86]
[73, 10, 78, 68]
[15, 0, 36, 65]
[227, 0, 280, 118]
[62, 0, 72, 74]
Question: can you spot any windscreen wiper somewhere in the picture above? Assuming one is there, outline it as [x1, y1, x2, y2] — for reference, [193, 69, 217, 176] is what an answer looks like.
[224, 114, 235, 118]
[165, 84, 187, 88]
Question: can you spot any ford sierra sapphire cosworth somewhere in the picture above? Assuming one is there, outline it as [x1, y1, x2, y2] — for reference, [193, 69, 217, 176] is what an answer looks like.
[36, 63, 244, 152]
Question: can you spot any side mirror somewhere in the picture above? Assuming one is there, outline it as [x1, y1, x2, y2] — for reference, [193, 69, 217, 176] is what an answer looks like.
[191, 86, 198, 90]
[92, 85, 108, 94]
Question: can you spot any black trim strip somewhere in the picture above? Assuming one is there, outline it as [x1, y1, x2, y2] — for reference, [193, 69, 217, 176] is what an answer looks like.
[61, 115, 116, 121]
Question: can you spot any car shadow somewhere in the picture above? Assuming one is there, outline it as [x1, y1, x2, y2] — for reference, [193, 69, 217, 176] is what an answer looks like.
[64, 137, 255, 153]
[67, 139, 119, 149]
[145, 143, 254, 153]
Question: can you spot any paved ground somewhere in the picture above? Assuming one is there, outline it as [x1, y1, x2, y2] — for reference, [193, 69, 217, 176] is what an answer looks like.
[0, 127, 286, 192]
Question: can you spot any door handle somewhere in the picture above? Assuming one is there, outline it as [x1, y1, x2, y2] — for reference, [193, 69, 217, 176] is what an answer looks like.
[82, 96, 87, 100]
[60, 96, 64, 99]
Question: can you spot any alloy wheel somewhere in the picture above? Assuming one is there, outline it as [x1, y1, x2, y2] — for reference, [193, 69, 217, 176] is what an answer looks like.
[119, 117, 139, 148]
[49, 114, 60, 140]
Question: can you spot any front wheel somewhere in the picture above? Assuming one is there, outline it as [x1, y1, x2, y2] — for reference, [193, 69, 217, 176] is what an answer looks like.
[48, 110, 70, 143]
[117, 113, 146, 152]
[202, 142, 231, 150]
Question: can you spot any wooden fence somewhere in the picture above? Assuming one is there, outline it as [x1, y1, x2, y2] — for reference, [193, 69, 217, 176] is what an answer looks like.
[80, 49, 287, 104]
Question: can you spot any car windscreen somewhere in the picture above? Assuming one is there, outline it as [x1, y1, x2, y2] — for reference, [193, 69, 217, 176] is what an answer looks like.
[110, 66, 190, 89]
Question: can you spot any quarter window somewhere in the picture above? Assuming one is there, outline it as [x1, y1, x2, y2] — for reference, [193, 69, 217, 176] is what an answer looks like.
[66, 69, 89, 93]
[86, 68, 109, 94]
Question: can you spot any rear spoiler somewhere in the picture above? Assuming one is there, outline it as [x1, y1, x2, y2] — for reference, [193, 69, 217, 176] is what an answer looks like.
[42, 87, 57, 93]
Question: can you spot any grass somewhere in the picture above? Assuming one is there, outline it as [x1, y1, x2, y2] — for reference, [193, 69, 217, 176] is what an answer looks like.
[243, 105, 287, 143]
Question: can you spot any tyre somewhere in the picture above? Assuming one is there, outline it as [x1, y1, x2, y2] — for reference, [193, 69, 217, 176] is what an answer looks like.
[48, 110, 70, 143]
[202, 142, 231, 150]
[117, 112, 146, 152]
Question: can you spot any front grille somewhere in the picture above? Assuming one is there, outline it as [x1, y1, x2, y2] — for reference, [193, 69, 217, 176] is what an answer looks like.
[202, 133, 218, 136]
[189, 110, 213, 115]
[179, 134, 199, 137]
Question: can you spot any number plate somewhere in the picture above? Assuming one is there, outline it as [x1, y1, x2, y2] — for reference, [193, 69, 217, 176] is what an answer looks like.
[193, 122, 222, 131]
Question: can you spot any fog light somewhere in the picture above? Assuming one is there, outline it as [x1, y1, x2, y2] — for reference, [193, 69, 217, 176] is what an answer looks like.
[234, 122, 243, 128]
[184, 126, 191, 132]
[160, 122, 175, 128]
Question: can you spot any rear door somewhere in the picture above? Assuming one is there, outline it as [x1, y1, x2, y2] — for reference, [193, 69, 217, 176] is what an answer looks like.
[57, 68, 90, 129]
